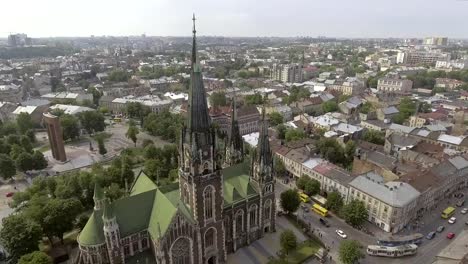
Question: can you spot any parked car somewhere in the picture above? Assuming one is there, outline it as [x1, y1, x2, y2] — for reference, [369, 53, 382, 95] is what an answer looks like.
[461, 208, 468, 214]
[5, 192, 14, 198]
[456, 200, 465, 207]
[336, 229, 347, 239]
[465, 221, 468, 226]
[319, 218, 330, 227]
[437, 226, 445, 233]
[426, 231, 436, 240]
[449, 217, 457, 224]
[447, 232, 455, 239]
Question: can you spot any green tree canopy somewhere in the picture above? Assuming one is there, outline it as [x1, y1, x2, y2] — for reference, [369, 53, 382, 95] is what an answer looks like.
[210, 92, 228, 108]
[285, 129, 306, 142]
[0, 214, 42, 260]
[16, 113, 34, 134]
[342, 199, 368, 228]
[0, 153, 16, 179]
[126, 125, 140, 147]
[325, 191, 344, 212]
[304, 179, 320, 196]
[280, 189, 301, 214]
[16, 152, 34, 172]
[18, 251, 52, 264]
[60, 114, 80, 141]
[78, 111, 106, 134]
[268, 112, 284, 126]
[322, 100, 338, 113]
[42, 198, 84, 243]
[280, 230, 297, 255]
[339, 240, 364, 264]
[362, 130, 385, 145]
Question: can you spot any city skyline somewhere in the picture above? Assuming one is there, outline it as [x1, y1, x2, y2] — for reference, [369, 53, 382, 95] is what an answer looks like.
[1, 0, 468, 38]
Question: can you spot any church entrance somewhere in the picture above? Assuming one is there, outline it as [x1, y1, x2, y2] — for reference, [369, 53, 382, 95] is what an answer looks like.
[207, 256, 216, 264]
[264, 226, 269, 233]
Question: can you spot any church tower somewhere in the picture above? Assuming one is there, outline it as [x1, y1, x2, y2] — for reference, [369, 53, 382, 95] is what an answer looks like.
[250, 107, 276, 235]
[178, 14, 226, 264]
[102, 200, 124, 264]
[224, 97, 243, 167]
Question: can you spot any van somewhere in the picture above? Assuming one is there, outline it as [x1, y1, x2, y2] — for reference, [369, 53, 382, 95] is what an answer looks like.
[319, 218, 330, 227]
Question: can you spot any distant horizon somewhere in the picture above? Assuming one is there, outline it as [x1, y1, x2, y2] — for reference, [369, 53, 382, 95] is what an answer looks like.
[1, 0, 467, 39]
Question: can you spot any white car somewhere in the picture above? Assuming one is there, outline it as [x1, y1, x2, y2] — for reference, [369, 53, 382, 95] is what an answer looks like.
[461, 208, 468, 214]
[336, 229, 347, 239]
[448, 217, 456, 224]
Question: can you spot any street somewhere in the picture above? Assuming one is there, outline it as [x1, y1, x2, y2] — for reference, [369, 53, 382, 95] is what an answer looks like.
[275, 180, 468, 264]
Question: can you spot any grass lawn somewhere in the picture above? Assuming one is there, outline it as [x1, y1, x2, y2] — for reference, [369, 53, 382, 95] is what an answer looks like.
[268, 240, 321, 264]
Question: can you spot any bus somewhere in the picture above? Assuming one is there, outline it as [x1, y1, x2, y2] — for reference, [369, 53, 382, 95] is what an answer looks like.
[441, 207, 456, 219]
[312, 203, 328, 217]
[367, 244, 418, 258]
[299, 193, 310, 203]
[377, 233, 423, 247]
[311, 194, 327, 206]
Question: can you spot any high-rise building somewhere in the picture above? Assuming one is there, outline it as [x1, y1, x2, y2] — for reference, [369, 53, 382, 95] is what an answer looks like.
[396, 50, 450, 65]
[424, 37, 448, 46]
[270, 63, 303, 83]
[76, 16, 276, 264]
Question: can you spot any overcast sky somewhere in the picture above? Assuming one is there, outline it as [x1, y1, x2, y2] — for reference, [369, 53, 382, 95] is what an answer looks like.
[1, 0, 467, 38]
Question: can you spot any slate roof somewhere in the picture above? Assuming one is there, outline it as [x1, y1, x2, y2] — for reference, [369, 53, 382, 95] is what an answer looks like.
[349, 172, 420, 207]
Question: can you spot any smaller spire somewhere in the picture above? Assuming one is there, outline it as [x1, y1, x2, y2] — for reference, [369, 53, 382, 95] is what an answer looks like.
[102, 199, 115, 220]
[93, 182, 105, 201]
[191, 14, 197, 65]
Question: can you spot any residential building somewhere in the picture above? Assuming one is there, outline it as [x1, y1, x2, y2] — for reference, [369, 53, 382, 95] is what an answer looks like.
[41, 92, 93, 104]
[348, 172, 420, 233]
[434, 78, 464, 90]
[105, 96, 173, 115]
[423, 37, 448, 46]
[76, 20, 276, 264]
[376, 106, 399, 121]
[435, 59, 468, 70]
[377, 78, 413, 93]
[327, 78, 365, 96]
[312, 163, 354, 202]
[270, 63, 303, 83]
[408, 116, 427, 128]
[397, 50, 450, 65]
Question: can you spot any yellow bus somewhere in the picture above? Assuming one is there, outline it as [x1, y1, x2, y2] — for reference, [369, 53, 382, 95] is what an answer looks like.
[441, 207, 455, 219]
[299, 193, 310, 203]
[312, 203, 328, 217]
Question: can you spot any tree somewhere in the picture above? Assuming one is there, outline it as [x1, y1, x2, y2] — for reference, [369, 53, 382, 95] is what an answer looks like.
[144, 159, 163, 180]
[18, 251, 52, 264]
[32, 151, 48, 170]
[268, 112, 284, 126]
[210, 92, 227, 108]
[16, 152, 34, 172]
[20, 136, 33, 153]
[322, 100, 338, 113]
[359, 102, 373, 114]
[75, 214, 90, 231]
[16, 113, 34, 134]
[274, 156, 286, 176]
[245, 94, 263, 105]
[325, 191, 344, 212]
[362, 130, 385, 145]
[96, 135, 107, 155]
[280, 230, 297, 255]
[108, 69, 130, 82]
[285, 129, 306, 142]
[342, 199, 368, 228]
[304, 179, 320, 196]
[144, 144, 162, 159]
[106, 183, 125, 202]
[297, 175, 309, 190]
[126, 125, 139, 147]
[0, 214, 42, 260]
[78, 111, 106, 134]
[280, 189, 301, 214]
[344, 140, 356, 165]
[277, 124, 287, 140]
[60, 114, 80, 141]
[42, 198, 84, 243]
[25, 129, 36, 143]
[339, 240, 364, 264]
[0, 154, 16, 179]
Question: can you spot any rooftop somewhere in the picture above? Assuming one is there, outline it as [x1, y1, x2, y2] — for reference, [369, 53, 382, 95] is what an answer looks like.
[349, 172, 420, 207]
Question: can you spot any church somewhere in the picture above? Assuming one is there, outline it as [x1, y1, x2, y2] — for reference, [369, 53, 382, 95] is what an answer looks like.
[76, 16, 276, 264]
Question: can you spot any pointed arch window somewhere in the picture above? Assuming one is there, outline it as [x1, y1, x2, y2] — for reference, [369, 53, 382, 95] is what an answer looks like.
[204, 185, 215, 220]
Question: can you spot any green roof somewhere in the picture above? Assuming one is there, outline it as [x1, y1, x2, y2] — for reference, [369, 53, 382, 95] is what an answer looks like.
[130, 171, 157, 196]
[78, 210, 105, 246]
[223, 162, 259, 206]
[115, 190, 156, 237]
